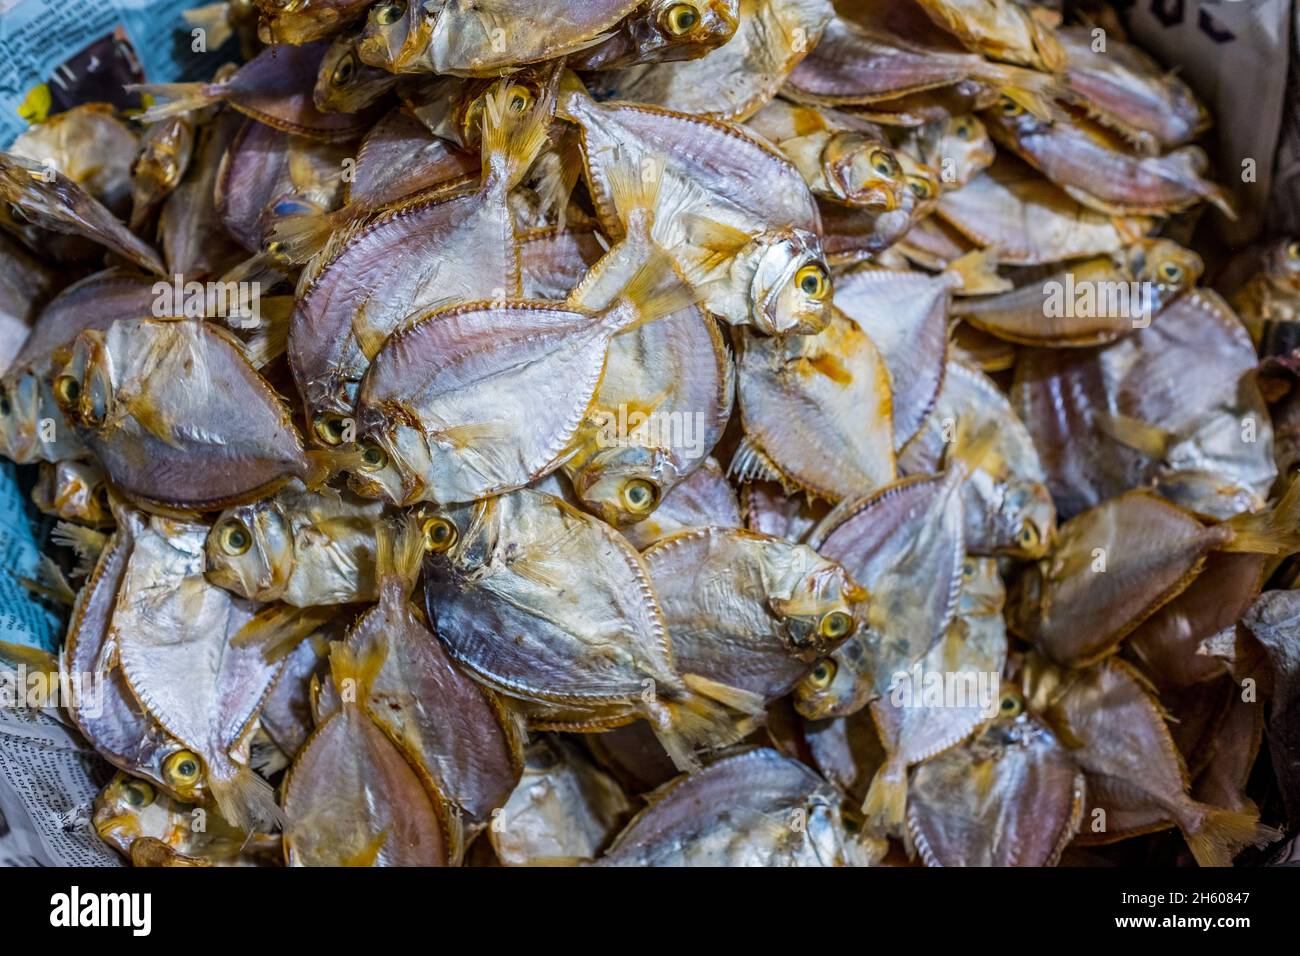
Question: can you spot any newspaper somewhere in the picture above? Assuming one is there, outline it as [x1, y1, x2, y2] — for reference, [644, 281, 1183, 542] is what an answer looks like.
[0, 0, 218, 147]
[0, 701, 120, 866]
[1122, 0, 1294, 245]
[0, 462, 59, 659]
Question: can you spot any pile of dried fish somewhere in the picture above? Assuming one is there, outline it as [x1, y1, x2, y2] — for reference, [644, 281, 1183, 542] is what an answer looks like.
[2, 0, 1297, 867]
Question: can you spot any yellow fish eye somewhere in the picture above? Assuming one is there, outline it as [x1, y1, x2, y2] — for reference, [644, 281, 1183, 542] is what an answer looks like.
[217, 519, 253, 556]
[422, 515, 458, 552]
[53, 374, 81, 409]
[795, 263, 829, 300]
[907, 174, 934, 200]
[123, 780, 155, 808]
[962, 558, 977, 579]
[998, 692, 1024, 718]
[999, 96, 1024, 116]
[1017, 520, 1041, 550]
[808, 659, 837, 689]
[1157, 261, 1184, 283]
[313, 413, 349, 446]
[621, 478, 659, 514]
[952, 118, 972, 140]
[664, 2, 701, 35]
[359, 440, 388, 471]
[331, 53, 357, 87]
[868, 147, 899, 178]
[1287, 240, 1300, 261]
[819, 610, 853, 639]
[163, 750, 202, 791]
[374, 1, 406, 25]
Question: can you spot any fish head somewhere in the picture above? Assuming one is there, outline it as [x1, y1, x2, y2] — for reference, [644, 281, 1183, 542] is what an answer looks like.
[53, 329, 116, 435]
[956, 556, 1005, 617]
[994, 481, 1055, 559]
[205, 499, 293, 601]
[793, 637, 873, 719]
[767, 546, 869, 658]
[132, 130, 187, 197]
[456, 78, 542, 149]
[1126, 238, 1203, 298]
[939, 114, 995, 185]
[33, 460, 113, 526]
[569, 444, 677, 528]
[412, 499, 485, 577]
[350, 415, 431, 506]
[1266, 238, 1300, 292]
[315, 34, 394, 113]
[0, 369, 44, 462]
[357, 0, 426, 72]
[93, 774, 180, 855]
[985, 94, 1048, 141]
[636, 0, 741, 61]
[895, 152, 940, 212]
[823, 134, 908, 210]
[746, 227, 833, 335]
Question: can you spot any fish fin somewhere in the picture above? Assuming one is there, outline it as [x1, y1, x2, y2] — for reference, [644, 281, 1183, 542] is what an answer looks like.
[653, 691, 752, 773]
[328, 635, 387, 703]
[729, 435, 791, 488]
[124, 392, 185, 449]
[554, 69, 590, 120]
[50, 522, 108, 570]
[861, 760, 908, 835]
[0, 642, 59, 693]
[681, 672, 768, 717]
[303, 447, 369, 489]
[606, 151, 663, 237]
[375, 514, 425, 601]
[977, 67, 1060, 119]
[207, 764, 284, 835]
[299, 212, 374, 290]
[1184, 807, 1281, 867]
[603, 246, 699, 335]
[266, 205, 347, 265]
[1097, 411, 1176, 459]
[944, 249, 1010, 295]
[945, 414, 1004, 479]
[232, 604, 335, 662]
[21, 556, 76, 606]
[433, 420, 514, 448]
[240, 296, 294, 369]
[126, 82, 226, 122]
[1224, 476, 1300, 555]
[1164, 147, 1236, 220]
[682, 214, 752, 272]
[482, 84, 551, 192]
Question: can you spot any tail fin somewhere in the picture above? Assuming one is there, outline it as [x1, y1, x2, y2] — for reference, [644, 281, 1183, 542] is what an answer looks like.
[861, 760, 908, 835]
[1224, 476, 1300, 555]
[240, 295, 294, 369]
[303, 447, 370, 489]
[1097, 411, 1177, 460]
[945, 249, 1010, 295]
[329, 636, 387, 706]
[481, 84, 552, 192]
[606, 152, 664, 240]
[681, 672, 767, 717]
[127, 82, 227, 122]
[374, 515, 425, 602]
[232, 604, 336, 662]
[601, 246, 699, 336]
[1184, 806, 1280, 867]
[652, 691, 753, 773]
[266, 204, 350, 265]
[207, 761, 284, 835]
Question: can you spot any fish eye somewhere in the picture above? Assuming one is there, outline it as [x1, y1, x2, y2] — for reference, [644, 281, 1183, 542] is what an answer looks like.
[162, 750, 202, 790]
[123, 780, 155, 808]
[808, 659, 836, 689]
[906, 174, 934, 200]
[998, 97, 1024, 117]
[312, 413, 350, 446]
[1157, 261, 1184, 283]
[374, 1, 406, 25]
[1017, 520, 1041, 550]
[92, 483, 111, 510]
[953, 118, 972, 140]
[962, 558, 977, 579]
[422, 515, 458, 552]
[359, 440, 388, 471]
[1287, 240, 1300, 261]
[621, 478, 659, 514]
[216, 519, 253, 556]
[664, 2, 701, 35]
[998, 693, 1024, 718]
[795, 262, 829, 300]
[53, 374, 81, 409]
[505, 84, 535, 113]
[331, 53, 357, 87]
[868, 148, 899, 178]
[819, 610, 853, 639]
